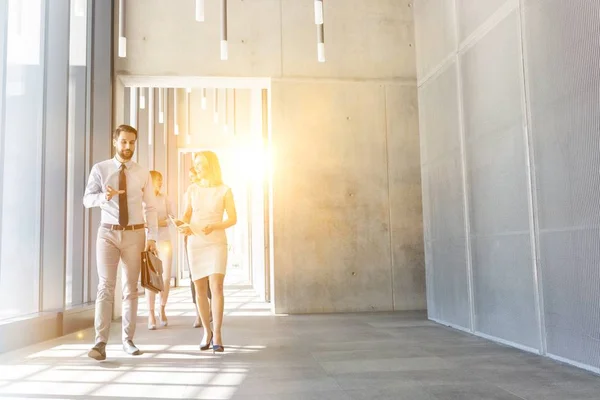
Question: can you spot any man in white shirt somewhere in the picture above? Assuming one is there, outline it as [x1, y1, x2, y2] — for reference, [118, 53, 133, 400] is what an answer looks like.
[83, 124, 158, 360]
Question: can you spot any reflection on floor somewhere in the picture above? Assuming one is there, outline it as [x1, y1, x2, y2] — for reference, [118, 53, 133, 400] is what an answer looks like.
[1, 285, 599, 399]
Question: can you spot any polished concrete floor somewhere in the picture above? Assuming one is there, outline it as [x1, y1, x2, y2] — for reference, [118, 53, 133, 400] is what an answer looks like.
[0, 285, 599, 400]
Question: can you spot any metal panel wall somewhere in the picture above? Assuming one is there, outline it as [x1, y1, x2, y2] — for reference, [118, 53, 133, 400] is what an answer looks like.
[414, 0, 600, 371]
[419, 64, 470, 329]
[456, 0, 509, 40]
[413, 0, 457, 79]
[461, 11, 538, 349]
[523, 0, 600, 368]
[136, 88, 149, 168]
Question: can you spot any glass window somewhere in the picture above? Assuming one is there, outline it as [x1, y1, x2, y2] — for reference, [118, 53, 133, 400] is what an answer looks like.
[0, 0, 45, 319]
[65, 0, 89, 307]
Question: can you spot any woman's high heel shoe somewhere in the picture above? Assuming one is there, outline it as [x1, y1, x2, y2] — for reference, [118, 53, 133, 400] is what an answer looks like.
[148, 313, 157, 330]
[200, 331, 213, 351]
[159, 315, 168, 327]
[159, 307, 168, 327]
[212, 344, 224, 353]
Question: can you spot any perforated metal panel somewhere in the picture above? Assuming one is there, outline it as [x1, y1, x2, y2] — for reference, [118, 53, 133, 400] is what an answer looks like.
[427, 156, 470, 328]
[524, 0, 600, 368]
[419, 62, 470, 328]
[466, 126, 530, 235]
[413, 0, 457, 79]
[540, 231, 600, 367]
[419, 65, 462, 165]
[414, 0, 600, 372]
[428, 153, 467, 243]
[423, 234, 435, 315]
[456, 0, 509, 41]
[460, 11, 538, 349]
[460, 12, 524, 144]
[431, 238, 469, 327]
[471, 235, 538, 348]
[419, 64, 463, 244]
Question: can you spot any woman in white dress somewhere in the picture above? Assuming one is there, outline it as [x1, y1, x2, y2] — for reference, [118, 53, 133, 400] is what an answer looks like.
[178, 151, 237, 352]
[146, 171, 174, 330]
[186, 167, 211, 329]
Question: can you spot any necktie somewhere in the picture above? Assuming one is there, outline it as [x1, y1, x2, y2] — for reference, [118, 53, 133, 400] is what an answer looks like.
[119, 163, 129, 227]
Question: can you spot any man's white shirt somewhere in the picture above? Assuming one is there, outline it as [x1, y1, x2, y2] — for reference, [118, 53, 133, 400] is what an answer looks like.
[83, 157, 158, 241]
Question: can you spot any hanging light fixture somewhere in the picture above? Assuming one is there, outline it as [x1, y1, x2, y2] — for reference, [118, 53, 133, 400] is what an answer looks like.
[148, 89, 154, 146]
[232, 89, 236, 135]
[118, 0, 127, 57]
[129, 87, 138, 128]
[314, 0, 323, 24]
[201, 88, 207, 110]
[174, 89, 179, 135]
[223, 89, 228, 132]
[139, 88, 146, 109]
[186, 88, 192, 144]
[195, 0, 205, 22]
[315, 0, 325, 62]
[158, 88, 164, 123]
[220, 0, 228, 60]
[213, 88, 219, 123]
[163, 89, 168, 145]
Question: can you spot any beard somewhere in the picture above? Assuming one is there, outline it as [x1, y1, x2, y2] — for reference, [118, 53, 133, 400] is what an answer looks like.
[118, 149, 134, 161]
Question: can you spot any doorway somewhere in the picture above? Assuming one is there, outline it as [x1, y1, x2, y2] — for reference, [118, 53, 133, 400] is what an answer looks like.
[177, 146, 267, 291]
[117, 77, 273, 308]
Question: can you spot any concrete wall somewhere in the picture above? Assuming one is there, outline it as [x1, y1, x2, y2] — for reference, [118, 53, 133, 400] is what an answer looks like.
[414, 0, 600, 372]
[117, 0, 424, 313]
[115, 0, 415, 80]
[271, 81, 423, 313]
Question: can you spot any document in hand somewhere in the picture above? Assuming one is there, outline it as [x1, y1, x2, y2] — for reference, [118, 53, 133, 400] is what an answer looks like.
[169, 215, 190, 228]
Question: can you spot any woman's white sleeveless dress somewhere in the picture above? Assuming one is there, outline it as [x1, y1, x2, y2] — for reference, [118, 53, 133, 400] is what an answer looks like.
[185, 183, 229, 280]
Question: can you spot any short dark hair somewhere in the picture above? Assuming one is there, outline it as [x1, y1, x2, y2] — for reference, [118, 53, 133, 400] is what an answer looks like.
[113, 124, 138, 141]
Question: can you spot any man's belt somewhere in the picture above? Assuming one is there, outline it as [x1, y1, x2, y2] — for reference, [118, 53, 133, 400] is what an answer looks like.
[101, 223, 146, 231]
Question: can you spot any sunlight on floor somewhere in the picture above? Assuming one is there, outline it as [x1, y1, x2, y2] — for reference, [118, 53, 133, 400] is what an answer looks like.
[0, 285, 271, 399]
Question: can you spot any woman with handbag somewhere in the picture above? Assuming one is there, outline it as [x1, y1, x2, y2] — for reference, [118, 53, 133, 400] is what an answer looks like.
[146, 170, 174, 330]
[178, 151, 237, 353]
